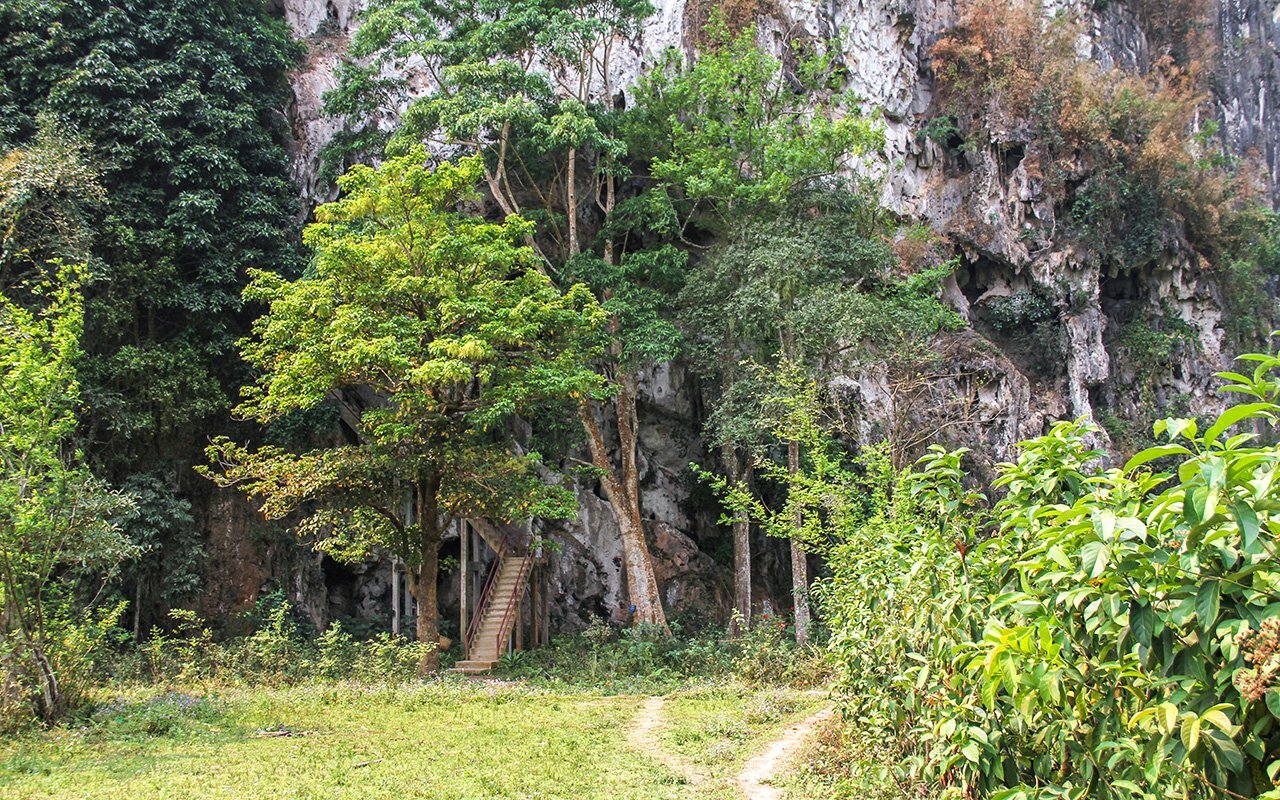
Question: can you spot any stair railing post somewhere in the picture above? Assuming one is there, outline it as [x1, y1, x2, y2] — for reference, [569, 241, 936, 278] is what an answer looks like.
[391, 556, 400, 636]
[460, 520, 469, 653]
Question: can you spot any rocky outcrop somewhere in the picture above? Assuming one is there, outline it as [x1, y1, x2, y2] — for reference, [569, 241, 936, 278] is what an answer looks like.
[1214, 0, 1280, 191]
[212, 0, 1280, 636]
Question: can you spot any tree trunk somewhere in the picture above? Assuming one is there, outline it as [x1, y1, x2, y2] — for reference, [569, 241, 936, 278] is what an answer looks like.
[570, 154, 669, 631]
[788, 438, 810, 648]
[579, 398, 669, 630]
[31, 638, 60, 721]
[779, 320, 810, 647]
[132, 581, 142, 641]
[391, 557, 401, 637]
[409, 475, 443, 674]
[617, 499, 665, 627]
[566, 147, 579, 256]
[411, 553, 440, 674]
[723, 444, 752, 636]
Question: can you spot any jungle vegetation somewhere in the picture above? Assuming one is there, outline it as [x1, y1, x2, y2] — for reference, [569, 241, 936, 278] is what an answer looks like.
[2, 0, 1280, 798]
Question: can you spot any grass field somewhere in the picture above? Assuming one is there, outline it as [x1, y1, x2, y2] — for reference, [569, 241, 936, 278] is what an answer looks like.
[660, 686, 821, 773]
[0, 680, 678, 800]
[0, 679, 823, 800]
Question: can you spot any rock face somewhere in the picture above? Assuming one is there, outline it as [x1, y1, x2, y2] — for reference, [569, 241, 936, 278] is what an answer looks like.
[1214, 0, 1280, 191]
[203, 0, 1279, 635]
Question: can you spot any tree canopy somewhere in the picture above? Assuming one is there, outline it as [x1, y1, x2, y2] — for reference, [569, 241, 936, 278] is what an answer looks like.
[204, 149, 606, 670]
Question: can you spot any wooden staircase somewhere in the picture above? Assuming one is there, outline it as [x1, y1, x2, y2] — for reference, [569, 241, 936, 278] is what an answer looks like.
[452, 543, 532, 675]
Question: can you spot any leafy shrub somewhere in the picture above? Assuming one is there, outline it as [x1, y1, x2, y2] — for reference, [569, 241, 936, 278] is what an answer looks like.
[131, 603, 432, 688]
[1217, 206, 1280, 346]
[981, 290, 1055, 333]
[140, 608, 215, 686]
[225, 601, 306, 685]
[346, 633, 435, 683]
[823, 348, 1280, 798]
[0, 598, 130, 733]
[43, 601, 131, 717]
[487, 616, 813, 690]
[1117, 311, 1200, 402]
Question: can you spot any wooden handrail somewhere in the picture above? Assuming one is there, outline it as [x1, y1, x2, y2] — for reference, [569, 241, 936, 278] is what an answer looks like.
[492, 550, 531, 656]
[464, 555, 501, 656]
[462, 522, 534, 661]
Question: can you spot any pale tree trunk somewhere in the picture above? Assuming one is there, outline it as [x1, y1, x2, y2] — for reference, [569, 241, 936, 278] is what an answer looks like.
[579, 397, 668, 629]
[573, 164, 669, 631]
[566, 147, 579, 256]
[409, 474, 442, 674]
[722, 444, 752, 636]
[780, 322, 810, 647]
[2, 585, 60, 720]
[788, 438, 810, 647]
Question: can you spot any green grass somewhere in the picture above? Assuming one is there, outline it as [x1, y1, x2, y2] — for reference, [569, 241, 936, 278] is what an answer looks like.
[0, 681, 685, 800]
[660, 685, 823, 775]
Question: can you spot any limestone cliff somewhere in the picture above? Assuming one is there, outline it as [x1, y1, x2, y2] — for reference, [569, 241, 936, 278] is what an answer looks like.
[205, 0, 1279, 631]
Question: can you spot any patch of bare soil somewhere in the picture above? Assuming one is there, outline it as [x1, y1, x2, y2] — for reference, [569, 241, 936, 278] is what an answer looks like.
[735, 705, 835, 800]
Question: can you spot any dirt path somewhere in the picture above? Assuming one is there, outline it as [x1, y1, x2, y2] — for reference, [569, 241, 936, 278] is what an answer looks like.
[735, 704, 835, 800]
[627, 695, 711, 789]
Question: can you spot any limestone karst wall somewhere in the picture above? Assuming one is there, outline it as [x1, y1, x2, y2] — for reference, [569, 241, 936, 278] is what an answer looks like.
[202, 0, 1280, 633]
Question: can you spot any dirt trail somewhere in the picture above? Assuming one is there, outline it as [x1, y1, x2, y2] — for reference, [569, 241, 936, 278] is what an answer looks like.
[627, 695, 710, 789]
[735, 705, 834, 800]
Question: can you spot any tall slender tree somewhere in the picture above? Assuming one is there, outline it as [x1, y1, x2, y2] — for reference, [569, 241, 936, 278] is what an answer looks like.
[326, 0, 680, 627]
[0, 262, 134, 720]
[634, 20, 881, 643]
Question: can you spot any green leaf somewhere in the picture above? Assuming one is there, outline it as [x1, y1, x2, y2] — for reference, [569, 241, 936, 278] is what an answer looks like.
[1180, 713, 1201, 751]
[1232, 500, 1261, 548]
[1125, 443, 1192, 472]
[1265, 690, 1280, 720]
[1129, 601, 1153, 652]
[1081, 540, 1111, 578]
[1047, 545, 1072, 569]
[1196, 581, 1221, 631]
[1185, 485, 1209, 525]
[1205, 729, 1244, 773]
[1164, 417, 1199, 441]
[1201, 707, 1234, 734]
[1203, 402, 1275, 445]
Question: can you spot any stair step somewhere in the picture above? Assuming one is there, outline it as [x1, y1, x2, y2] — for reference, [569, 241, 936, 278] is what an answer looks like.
[464, 555, 532, 661]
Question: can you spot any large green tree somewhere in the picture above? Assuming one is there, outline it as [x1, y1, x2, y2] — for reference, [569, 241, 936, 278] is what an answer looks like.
[327, 0, 682, 628]
[203, 150, 605, 672]
[633, 21, 886, 642]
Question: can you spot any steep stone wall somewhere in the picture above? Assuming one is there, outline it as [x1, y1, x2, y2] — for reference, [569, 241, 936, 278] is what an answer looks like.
[200, 0, 1279, 635]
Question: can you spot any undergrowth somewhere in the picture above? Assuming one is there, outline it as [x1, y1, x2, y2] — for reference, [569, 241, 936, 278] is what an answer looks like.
[489, 616, 830, 692]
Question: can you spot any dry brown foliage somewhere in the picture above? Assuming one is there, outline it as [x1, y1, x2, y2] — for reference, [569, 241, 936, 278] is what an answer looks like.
[1131, 0, 1212, 63]
[929, 0, 1244, 260]
[929, 0, 1057, 137]
[683, 0, 781, 48]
